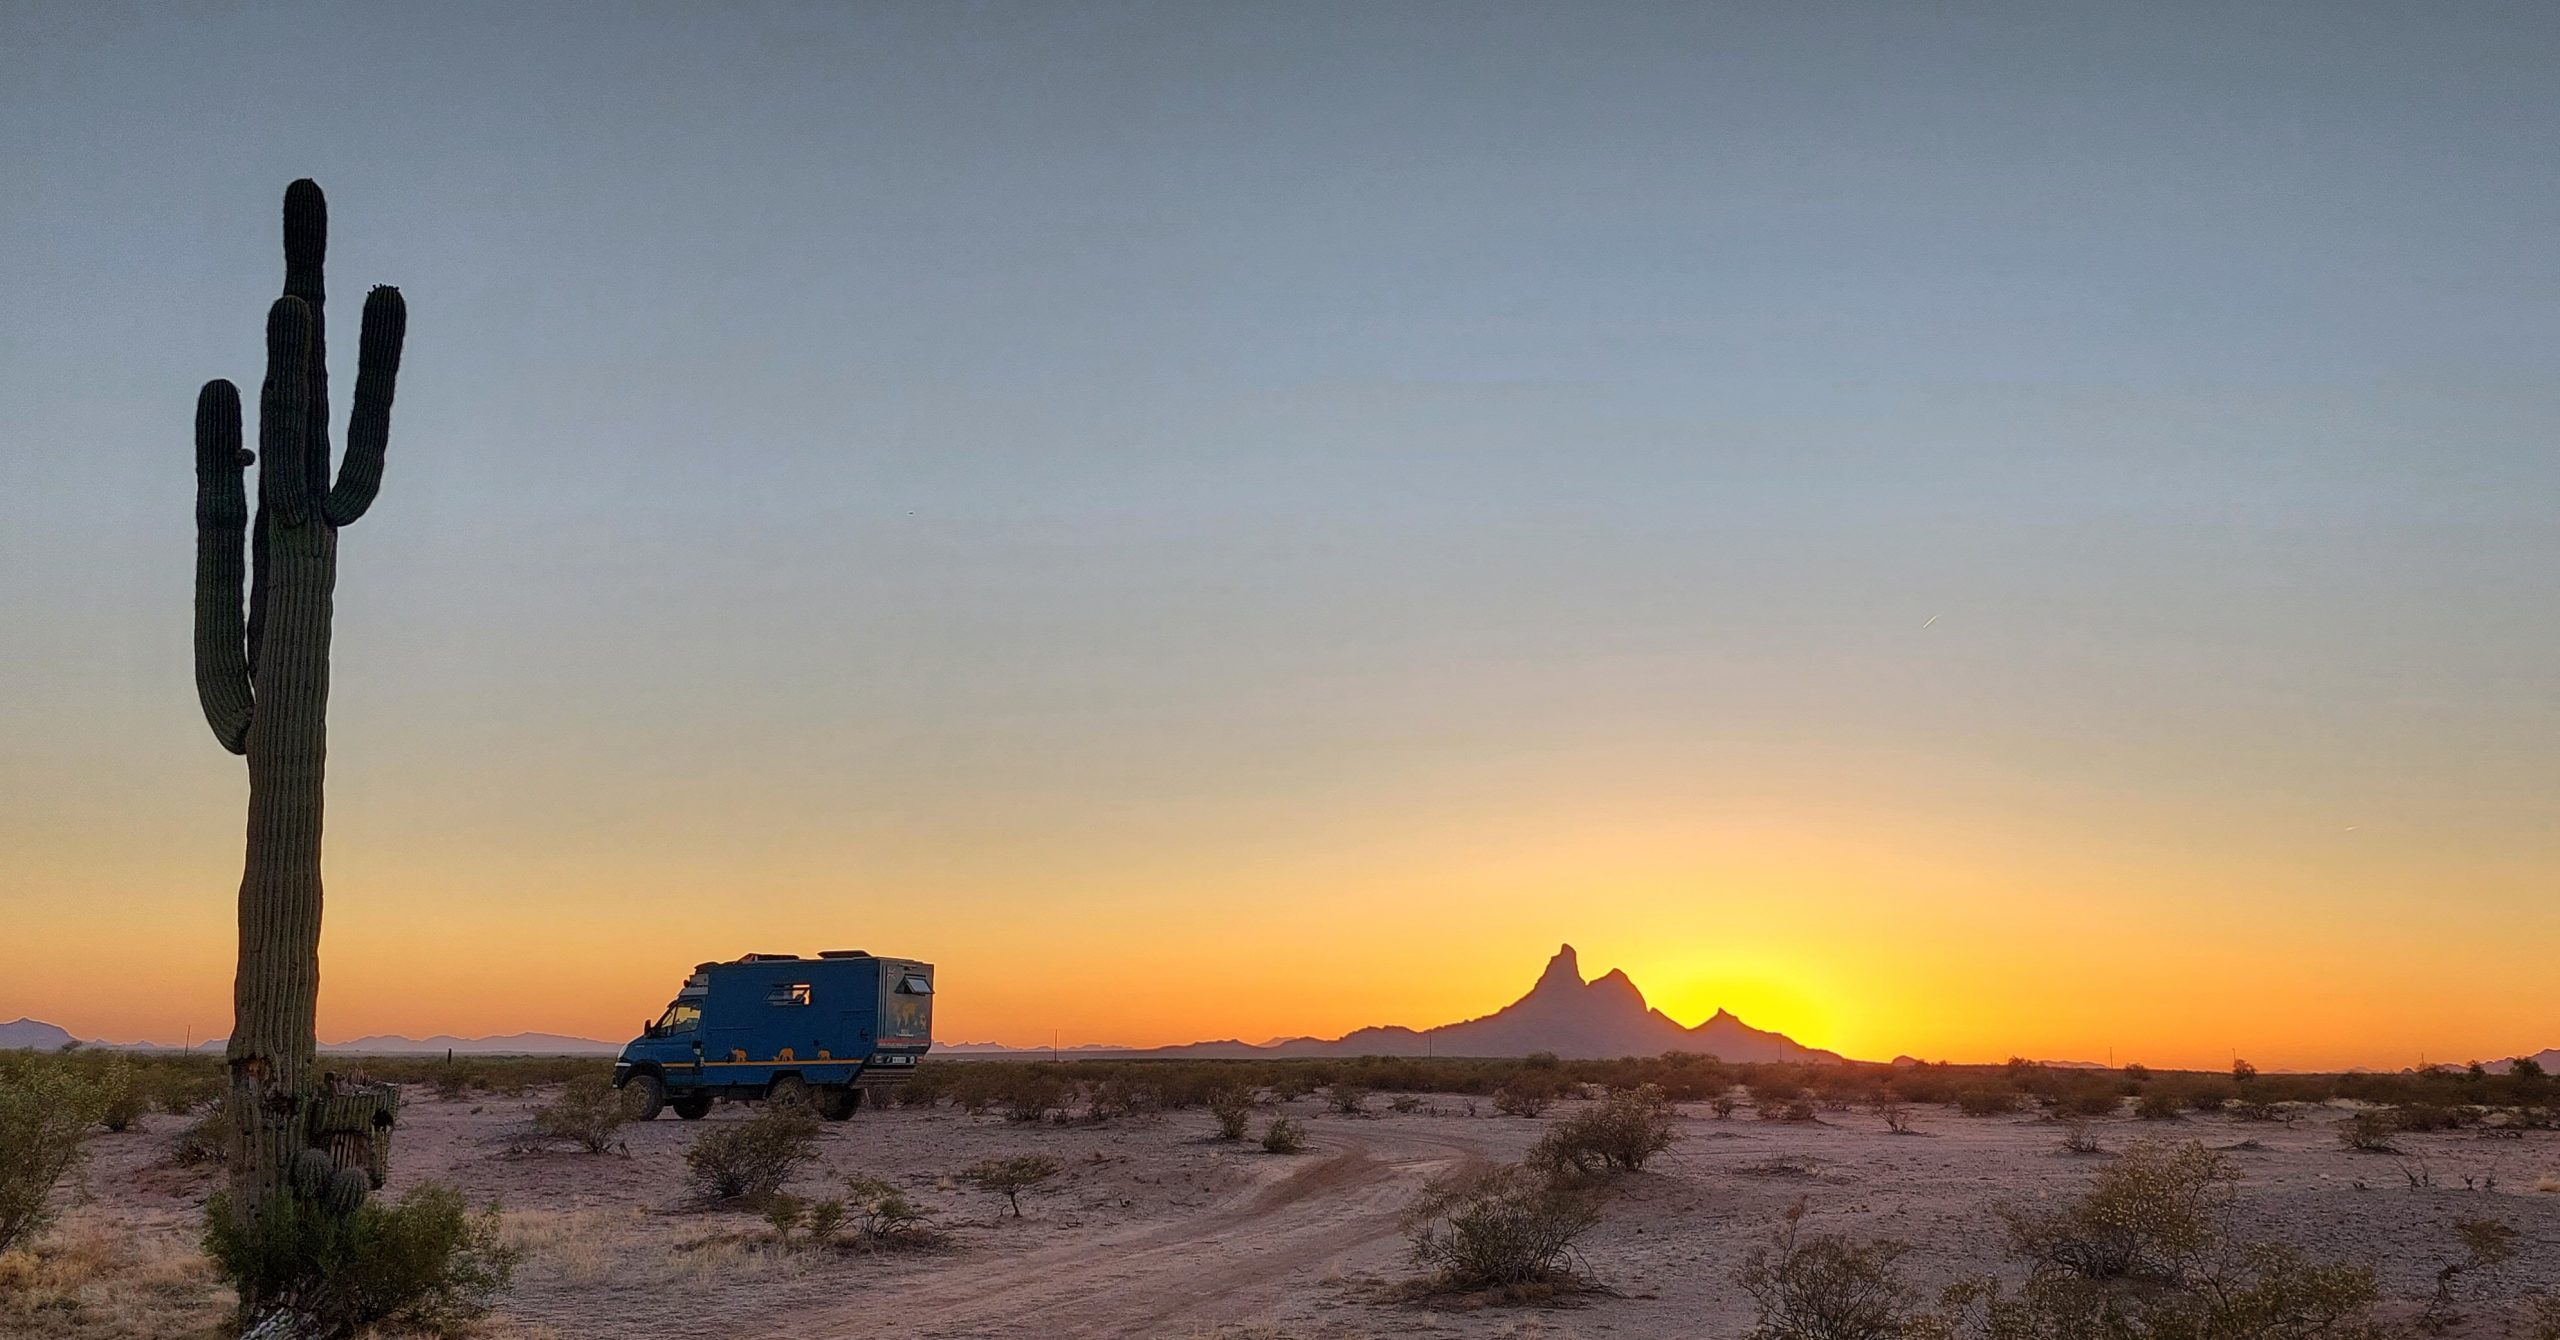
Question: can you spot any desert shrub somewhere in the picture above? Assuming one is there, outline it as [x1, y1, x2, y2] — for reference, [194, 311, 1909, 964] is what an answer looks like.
[1327, 1082, 1370, 1115]
[532, 1074, 638, 1154]
[2122, 1064, 2151, 1082]
[0, 1052, 113, 1252]
[1934, 1243, 2384, 1340]
[892, 1066, 950, 1107]
[2057, 1118, 2102, 1155]
[2231, 1060, 2257, 1083]
[1404, 1163, 1601, 1294]
[1493, 1078, 1555, 1117]
[1261, 1115, 1308, 1153]
[2226, 1099, 2287, 1124]
[1207, 1084, 1256, 1141]
[1534, 1085, 1679, 1174]
[684, 1104, 820, 1201]
[2045, 1086, 2121, 1119]
[1737, 1199, 1924, 1340]
[154, 1066, 225, 1115]
[959, 1155, 1060, 1217]
[1000, 1070, 1072, 1123]
[2336, 1110, 2399, 1152]
[1998, 1141, 2235, 1284]
[1762, 1096, 1819, 1123]
[1956, 1088, 2023, 1118]
[806, 1197, 845, 1245]
[167, 1107, 233, 1168]
[2389, 1102, 2476, 1133]
[203, 1182, 518, 1336]
[841, 1175, 934, 1247]
[1874, 1097, 1917, 1134]
[1712, 1093, 1741, 1118]
[762, 1193, 806, 1244]
[2133, 1090, 2182, 1121]
[98, 1065, 149, 1133]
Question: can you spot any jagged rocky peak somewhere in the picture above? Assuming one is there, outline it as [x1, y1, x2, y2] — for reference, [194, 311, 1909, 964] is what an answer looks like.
[1530, 943, 1585, 993]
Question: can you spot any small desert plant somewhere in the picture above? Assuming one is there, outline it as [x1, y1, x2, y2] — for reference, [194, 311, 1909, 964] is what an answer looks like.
[999, 1069, 1072, 1123]
[1404, 1163, 1601, 1294]
[1956, 1087, 2024, 1118]
[533, 1074, 639, 1154]
[98, 1064, 149, 1133]
[1762, 1096, 1819, 1123]
[203, 1182, 519, 1336]
[1933, 1243, 2384, 1340]
[960, 1155, 1061, 1217]
[1207, 1084, 1256, 1141]
[2133, 1090, 2182, 1121]
[2057, 1118, 2102, 1155]
[1997, 1140, 2236, 1284]
[684, 1104, 821, 1201]
[1737, 1199, 1924, 1340]
[1327, 1082, 1371, 1114]
[763, 1193, 806, 1244]
[1389, 1093, 1424, 1113]
[1712, 1093, 1741, 1119]
[2336, 1110, 2400, 1152]
[842, 1175, 934, 1247]
[1493, 1078, 1557, 1117]
[0, 1052, 113, 1252]
[167, 1106, 233, 1168]
[1534, 1084, 1680, 1175]
[2422, 1216, 2518, 1327]
[1262, 1115, 1308, 1153]
[1874, 1097, 1917, 1134]
[806, 1197, 846, 1246]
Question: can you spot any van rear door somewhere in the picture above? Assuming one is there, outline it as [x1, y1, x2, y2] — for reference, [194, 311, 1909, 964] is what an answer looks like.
[879, 962, 933, 1047]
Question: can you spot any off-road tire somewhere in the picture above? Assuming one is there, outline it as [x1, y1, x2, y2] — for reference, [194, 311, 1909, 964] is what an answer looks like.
[672, 1093, 713, 1121]
[626, 1072, 667, 1121]
[766, 1075, 813, 1110]
[815, 1085, 860, 1122]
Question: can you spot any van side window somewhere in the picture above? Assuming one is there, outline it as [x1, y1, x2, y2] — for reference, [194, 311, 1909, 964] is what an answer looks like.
[768, 982, 812, 1006]
[897, 975, 933, 995]
[657, 1002, 701, 1032]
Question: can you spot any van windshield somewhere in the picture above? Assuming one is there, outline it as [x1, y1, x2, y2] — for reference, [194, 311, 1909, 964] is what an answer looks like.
[655, 1001, 701, 1033]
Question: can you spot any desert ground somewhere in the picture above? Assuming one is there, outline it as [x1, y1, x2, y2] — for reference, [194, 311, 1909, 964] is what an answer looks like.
[20, 1082, 2560, 1340]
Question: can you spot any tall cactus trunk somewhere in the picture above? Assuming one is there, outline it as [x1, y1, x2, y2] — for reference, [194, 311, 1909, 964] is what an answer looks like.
[194, 179, 406, 1318]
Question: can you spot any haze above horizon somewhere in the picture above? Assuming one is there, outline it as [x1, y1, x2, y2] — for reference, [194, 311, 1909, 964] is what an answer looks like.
[3, 4, 2555, 1072]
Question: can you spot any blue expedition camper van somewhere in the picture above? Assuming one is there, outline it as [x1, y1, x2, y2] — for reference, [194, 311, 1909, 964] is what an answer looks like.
[611, 951, 934, 1121]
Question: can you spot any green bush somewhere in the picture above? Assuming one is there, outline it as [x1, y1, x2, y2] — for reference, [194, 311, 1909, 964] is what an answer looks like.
[1737, 1198, 1924, 1340]
[1534, 1084, 1679, 1174]
[958, 1155, 1060, 1217]
[2336, 1110, 2399, 1152]
[1403, 1162, 1601, 1294]
[532, 1074, 639, 1154]
[1933, 1244, 2384, 1340]
[0, 1052, 113, 1252]
[841, 1175, 934, 1247]
[683, 1104, 820, 1201]
[2132, 1090, 2181, 1121]
[1956, 1088, 2025, 1118]
[1327, 1082, 1370, 1114]
[203, 1183, 517, 1336]
[1492, 1078, 1556, 1117]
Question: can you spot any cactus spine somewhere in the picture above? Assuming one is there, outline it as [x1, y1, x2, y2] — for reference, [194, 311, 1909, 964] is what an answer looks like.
[193, 179, 407, 1277]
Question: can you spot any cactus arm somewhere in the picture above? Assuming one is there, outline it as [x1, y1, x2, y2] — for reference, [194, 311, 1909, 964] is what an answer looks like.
[258, 298, 317, 528]
[281, 179, 333, 504]
[322, 286, 405, 526]
[193, 380, 253, 753]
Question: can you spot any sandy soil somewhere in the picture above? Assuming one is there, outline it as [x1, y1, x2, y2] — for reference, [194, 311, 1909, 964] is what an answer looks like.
[44, 1089, 2560, 1339]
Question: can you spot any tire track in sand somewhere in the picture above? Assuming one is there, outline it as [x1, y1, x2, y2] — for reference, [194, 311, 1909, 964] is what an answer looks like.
[803, 1123, 1489, 1338]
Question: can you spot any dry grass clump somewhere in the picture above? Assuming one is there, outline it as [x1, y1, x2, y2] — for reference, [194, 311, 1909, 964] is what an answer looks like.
[0, 1214, 229, 1340]
[502, 1207, 642, 1289]
[1402, 1162, 1603, 1301]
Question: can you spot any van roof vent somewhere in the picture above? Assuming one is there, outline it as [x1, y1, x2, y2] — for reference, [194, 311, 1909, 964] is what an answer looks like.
[818, 949, 872, 958]
[737, 952, 802, 962]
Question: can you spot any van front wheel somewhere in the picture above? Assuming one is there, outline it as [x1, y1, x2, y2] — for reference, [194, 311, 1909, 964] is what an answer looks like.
[672, 1093, 713, 1120]
[816, 1086, 859, 1122]
[626, 1073, 667, 1121]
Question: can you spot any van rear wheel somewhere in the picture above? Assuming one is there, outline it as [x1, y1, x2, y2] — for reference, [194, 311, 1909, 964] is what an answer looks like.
[815, 1086, 859, 1122]
[626, 1073, 666, 1121]
[671, 1093, 713, 1121]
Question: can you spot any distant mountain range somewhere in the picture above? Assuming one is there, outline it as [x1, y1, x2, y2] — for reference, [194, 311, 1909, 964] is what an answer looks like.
[0, 1017, 616, 1055]
[951, 945, 1844, 1062]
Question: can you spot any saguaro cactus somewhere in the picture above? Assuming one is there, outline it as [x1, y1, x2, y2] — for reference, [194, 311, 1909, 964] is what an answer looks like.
[193, 179, 406, 1281]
